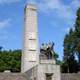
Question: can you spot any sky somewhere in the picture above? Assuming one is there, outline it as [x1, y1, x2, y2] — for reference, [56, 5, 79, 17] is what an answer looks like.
[0, 0, 80, 60]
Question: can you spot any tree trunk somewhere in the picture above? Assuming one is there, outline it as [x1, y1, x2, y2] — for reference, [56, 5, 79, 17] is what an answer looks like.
[78, 53, 80, 64]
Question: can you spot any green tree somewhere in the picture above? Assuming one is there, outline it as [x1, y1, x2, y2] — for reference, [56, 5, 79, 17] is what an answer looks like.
[63, 28, 75, 61]
[0, 49, 21, 72]
[62, 8, 80, 73]
[74, 8, 80, 64]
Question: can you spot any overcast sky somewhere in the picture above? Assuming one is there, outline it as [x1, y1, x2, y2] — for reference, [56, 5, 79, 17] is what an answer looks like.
[0, 0, 80, 60]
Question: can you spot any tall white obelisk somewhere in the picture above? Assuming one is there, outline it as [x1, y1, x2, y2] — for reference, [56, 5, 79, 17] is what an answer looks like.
[21, 4, 39, 73]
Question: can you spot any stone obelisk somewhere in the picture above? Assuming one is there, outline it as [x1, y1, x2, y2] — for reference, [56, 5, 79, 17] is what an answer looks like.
[21, 4, 39, 73]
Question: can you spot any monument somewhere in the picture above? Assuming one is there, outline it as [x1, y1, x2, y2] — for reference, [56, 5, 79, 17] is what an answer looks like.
[21, 4, 61, 80]
[21, 4, 39, 73]
[0, 2, 80, 80]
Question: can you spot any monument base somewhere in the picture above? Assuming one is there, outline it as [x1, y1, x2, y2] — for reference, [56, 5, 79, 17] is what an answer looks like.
[25, 62, 61, 80]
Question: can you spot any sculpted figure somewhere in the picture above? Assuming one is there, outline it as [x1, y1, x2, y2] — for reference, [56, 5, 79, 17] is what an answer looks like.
[40, 42, 55, 60]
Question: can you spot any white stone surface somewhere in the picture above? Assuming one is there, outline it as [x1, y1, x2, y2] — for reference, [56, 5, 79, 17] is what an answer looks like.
[37, 64, 61, 80]
[21, 4, 39, 73]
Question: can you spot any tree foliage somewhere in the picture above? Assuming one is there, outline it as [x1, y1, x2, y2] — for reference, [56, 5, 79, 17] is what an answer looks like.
[62, 8, 80, 73]
[0, 49, 21, 72]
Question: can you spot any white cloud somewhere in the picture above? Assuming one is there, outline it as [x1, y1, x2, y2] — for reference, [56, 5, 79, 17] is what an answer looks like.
[71, 0, 80, 9]
[0, 0, 21, 4]
[64, 26, 75, 33]
[31, 0, 80, 35]
[0, 19, 11, 29]
[65, 27, 71, 33]
[34, 0, 80, 20]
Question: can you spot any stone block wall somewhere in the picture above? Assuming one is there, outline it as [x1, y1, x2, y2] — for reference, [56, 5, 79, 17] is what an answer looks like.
[61, 73, 80, 80]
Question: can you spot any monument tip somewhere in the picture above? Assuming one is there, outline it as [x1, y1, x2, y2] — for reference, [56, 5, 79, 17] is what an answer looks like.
[25, 3, 37, 11]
